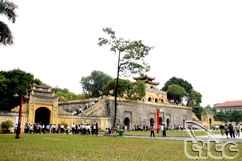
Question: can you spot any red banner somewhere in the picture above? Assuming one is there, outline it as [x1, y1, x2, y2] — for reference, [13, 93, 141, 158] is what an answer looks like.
[157, 109, 160, 133]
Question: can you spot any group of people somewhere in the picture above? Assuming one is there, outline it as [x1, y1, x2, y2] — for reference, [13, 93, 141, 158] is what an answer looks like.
[72, 96, 105, 115]
[220, 124, 241, 138]
[150, 124, 166, 137]
[16, 123, 99, 135]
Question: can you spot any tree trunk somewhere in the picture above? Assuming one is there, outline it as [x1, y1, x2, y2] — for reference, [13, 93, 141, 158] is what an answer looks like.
[112, 51, 121, 133]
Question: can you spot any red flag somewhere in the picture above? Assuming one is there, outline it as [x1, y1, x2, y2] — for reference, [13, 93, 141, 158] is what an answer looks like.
[157, 109, 160, 133]
[109, 90, 114, 95]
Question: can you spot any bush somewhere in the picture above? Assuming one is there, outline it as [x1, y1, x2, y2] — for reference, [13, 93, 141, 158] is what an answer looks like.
[60, 122, 67, 128]
[1, 120, 14, 130]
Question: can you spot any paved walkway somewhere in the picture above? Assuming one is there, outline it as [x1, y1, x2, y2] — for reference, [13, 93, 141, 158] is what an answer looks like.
[122, 134, 242, 143]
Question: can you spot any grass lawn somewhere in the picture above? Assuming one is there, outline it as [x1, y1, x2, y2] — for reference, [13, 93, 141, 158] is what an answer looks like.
[115, 130, 220, 137]
[0, 134, 241, 161]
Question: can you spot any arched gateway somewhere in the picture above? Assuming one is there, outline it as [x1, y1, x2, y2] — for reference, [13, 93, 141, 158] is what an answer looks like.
[27, 84, 59, 125]
[35, 107, 50, 125]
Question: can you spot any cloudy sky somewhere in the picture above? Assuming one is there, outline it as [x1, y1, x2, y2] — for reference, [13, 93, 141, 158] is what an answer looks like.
[1, 0, 242, 107]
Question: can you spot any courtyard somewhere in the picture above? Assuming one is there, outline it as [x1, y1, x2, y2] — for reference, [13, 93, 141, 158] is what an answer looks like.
[0, 132, 241, 161]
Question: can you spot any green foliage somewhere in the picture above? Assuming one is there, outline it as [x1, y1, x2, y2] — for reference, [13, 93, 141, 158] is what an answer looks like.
[103, 79, 146, 100]
[162, 77, 193, 94]
[229, 111, 242, 123]
[204, 105, 216, 113]
[162, 77, 202, 106]
[0, 69, 42, 111]
[166, 84, 186, 103]
[128, 80, 146, 100]
[0, 0, 17, 45]
[80, 70, 112, 97]
[187, 90, 202, 106]
[192, 106, 204, 120]
[214, 111, 242, 123]
[1, 120, 13, 130]
[98, 27, 153, 77]
[33, 78, 43, 85]
[103, 79, 132, 97]
[53, 88, 84, 101]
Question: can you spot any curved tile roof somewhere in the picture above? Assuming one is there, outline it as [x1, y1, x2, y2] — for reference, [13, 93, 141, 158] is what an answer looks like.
[214, 100, 242, 107]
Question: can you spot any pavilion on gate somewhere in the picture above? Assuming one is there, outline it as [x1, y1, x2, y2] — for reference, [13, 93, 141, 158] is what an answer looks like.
[132, 75, 168, 103]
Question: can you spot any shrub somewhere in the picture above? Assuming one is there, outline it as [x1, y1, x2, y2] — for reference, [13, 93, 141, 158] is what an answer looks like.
[60, 121, 67, 128]
[1, 120, 14, 130]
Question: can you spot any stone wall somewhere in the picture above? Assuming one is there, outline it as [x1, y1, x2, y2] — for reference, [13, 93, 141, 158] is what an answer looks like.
[108, 100, 192, 128]
[58, 99, 96, 113]
[84, 97, 193, 129]
[0, 111, 28, 133]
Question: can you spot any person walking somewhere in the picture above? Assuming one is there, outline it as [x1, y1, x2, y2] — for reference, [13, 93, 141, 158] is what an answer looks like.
[225, 124, 229, 139]
[150, 124, 155, 137]
[219, 124, 225, 136]
[228, 124, 235, 138]
[235, 125, 240, 137]
[163, 125, 166, 137]
[72, 123, 76, 134]
[160, 124, 164, 137]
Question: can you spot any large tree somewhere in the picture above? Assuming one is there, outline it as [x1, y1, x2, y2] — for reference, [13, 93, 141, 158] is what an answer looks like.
[103, 79, 132, 97]
[0, 69, 42, 111]
[98, 27, 152, 131]
[0, 0, 17, 45]
[162, 77, 202, 106]
[80, 70, 112, 98]
[166, 84, 186, 104]
[162, 77, 193, 94]
[103, 79, 146, 100]
[187, 90, 202, 106]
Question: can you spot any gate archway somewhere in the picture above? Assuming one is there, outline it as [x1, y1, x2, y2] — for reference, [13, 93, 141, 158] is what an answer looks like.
[166, 118, 170, 128]
[124, 117, 130, 130]
[159, 117, 162, 125]
[150, 118, 154, 126]
[35, 107, 50, 125]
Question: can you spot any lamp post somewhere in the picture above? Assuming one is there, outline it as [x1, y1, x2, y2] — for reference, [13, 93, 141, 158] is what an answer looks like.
[14, 93, 28, 139]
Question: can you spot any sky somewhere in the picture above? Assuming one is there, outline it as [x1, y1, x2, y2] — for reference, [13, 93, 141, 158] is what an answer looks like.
[1, 0, 242, 107]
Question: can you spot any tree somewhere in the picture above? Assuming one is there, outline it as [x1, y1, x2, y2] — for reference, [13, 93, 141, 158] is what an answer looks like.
[103, 79, 132, 97]
[192, 106, 204, 120]
[229, 111, 242, 123]
[98, 27, 153, 131]
[0, 69, 42, 111]
[162, 77, 202, 106]
[52, 87, 84, 101]
[166, 84, 186, 104]
[103, 79, 146, 100]
[187, 90, 202, 106]
[1, 120, 13, 132]
[80, 70, 112, 97]
[162, 77, 193, 94]
[128, 80, 146, 100]
[0, 0, 17, 45]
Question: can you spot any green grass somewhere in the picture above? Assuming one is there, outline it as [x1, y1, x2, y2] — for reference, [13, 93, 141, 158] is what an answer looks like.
[117, 130, 217, 137]
[0, 134, 241, 161]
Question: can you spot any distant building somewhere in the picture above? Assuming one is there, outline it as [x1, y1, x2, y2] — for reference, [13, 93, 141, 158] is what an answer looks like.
[214, 100, 242, 112]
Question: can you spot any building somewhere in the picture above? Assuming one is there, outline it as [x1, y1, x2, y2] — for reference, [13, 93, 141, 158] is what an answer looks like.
[0, 76, 193, 132]
[214, 100, 242, 113]
[133, 75, 167, 103]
